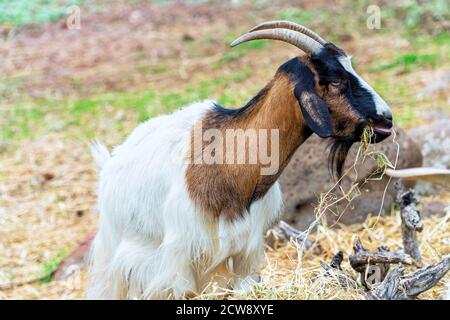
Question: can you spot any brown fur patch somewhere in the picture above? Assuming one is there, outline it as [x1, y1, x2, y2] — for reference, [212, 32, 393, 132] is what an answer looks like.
[324, 95, 360, 137]
[185, 73, 310, 220]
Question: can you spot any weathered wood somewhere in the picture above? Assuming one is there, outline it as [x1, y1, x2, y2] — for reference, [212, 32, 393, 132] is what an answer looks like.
[368, 255, 450, 300]
[349, 237, 412, 270]
[319, 251, 357, 289]
[320, 251, 343, 273]
[349, 246, 413, 269]
[54, 231, 95, 280]
[367, 264, 404, 300]
[330, 251, 344, 270]
[266, 220, 317, 251]
[399, 255, 450, 299]
[395, 182, 423, 263]
[349, 236, 412, 289]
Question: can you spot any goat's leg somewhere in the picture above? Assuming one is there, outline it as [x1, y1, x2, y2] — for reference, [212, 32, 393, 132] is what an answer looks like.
[87, 232, 126, 300]
[196, 259, 235, 296]
[143, 240, 198, 299]
[231, 245, 264, 293]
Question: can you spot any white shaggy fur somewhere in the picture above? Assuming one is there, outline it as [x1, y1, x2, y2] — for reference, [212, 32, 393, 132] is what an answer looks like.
[88, 100, 283, 299]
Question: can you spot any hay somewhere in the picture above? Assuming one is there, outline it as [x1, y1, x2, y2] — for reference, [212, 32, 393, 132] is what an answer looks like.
[0, 134, 97, 300]
[1, 210, 448, 300]
[240, 210, 450, 300]
[1, 131, 448, 300]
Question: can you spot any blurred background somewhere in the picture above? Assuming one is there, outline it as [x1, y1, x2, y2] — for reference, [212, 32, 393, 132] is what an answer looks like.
[0, 0, 449, 299]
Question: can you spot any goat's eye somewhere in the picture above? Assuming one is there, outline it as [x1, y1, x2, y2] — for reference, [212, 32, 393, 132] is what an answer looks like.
[330, 81, 341, 87]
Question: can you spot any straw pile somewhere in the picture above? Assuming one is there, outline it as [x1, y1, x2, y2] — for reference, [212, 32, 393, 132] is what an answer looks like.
[1, 132, 449, 300]
[1, 203, 449, 300]
[244, 209, 450, 300]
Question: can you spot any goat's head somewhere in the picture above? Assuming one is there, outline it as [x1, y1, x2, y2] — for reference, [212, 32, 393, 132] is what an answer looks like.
[231, 20, 393, 176]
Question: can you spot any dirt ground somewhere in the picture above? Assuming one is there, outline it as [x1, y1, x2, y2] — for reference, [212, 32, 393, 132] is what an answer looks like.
[0, 0, 449, 299]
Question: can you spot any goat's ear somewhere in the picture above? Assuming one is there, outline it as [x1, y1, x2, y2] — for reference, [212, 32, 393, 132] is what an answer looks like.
[294, 86, 333, 138]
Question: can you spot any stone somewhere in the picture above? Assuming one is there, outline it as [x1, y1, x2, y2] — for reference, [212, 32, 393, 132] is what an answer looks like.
[409, 119, 450, 169]
[279, 126, 423, 230]
[408, 119, 450, 195]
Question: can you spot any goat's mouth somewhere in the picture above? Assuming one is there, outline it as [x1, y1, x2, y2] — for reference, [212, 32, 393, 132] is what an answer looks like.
[372, 125, 392, 135]
[369, 124, 392, 143]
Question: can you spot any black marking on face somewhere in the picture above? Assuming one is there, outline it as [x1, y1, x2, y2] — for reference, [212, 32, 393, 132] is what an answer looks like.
[310, 44, 381, 122]
[310, 44, 387, 178]
[344, 72, 378, 119]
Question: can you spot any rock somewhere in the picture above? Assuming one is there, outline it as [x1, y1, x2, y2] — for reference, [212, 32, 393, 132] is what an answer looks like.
[279, 126, 423, 231]
[409, 119, 450, 168]
[420, 200, 448, 219]
[408, 119, 450, 195]
[417, 71, 450, 99]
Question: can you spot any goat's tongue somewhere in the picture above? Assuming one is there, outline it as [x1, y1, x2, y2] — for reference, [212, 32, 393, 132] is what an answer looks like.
[372, 126, 391, 135]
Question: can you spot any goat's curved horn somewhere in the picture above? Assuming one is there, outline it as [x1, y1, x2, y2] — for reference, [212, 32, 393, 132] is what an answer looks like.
[230, 28, 322, 55]
[248, 20, 327, 45]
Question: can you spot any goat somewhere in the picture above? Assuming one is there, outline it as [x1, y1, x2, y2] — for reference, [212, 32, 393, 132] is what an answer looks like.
[87, 21, 393, 299]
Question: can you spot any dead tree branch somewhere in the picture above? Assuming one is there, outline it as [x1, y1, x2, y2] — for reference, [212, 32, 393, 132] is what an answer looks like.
[320, 251, 343, 272]
[349, 236, 412, 289]
[319, 251, 358, 289]
[395, 181, 423, 263]
[367, 264, 404, 300]
[266, 220, 318, 252]
[399, 255, 450, 299]
[368, 255, 450, 300]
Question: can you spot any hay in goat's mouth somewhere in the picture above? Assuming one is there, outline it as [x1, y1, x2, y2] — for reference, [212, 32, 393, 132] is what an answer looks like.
[295, 127, 398, 266]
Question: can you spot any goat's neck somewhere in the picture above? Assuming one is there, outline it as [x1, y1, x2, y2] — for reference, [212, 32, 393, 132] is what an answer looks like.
[238, 72, 312, 171]
[185, 73, 313, 220]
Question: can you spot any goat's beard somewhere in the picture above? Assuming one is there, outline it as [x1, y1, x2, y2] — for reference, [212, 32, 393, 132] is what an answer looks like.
[328, 137, 354, 180]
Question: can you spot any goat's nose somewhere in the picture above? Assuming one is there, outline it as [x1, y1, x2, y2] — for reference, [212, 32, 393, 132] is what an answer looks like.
[369, 113, 393, 128]
[383, 111, 393, 122]
[376, 110, 393, 127]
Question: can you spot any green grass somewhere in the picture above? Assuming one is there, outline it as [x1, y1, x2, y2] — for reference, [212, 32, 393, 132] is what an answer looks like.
[213, 36, 268, 69]
[0, 0, 84, 26]
[0, 70, 257, 142]
[368, 31, 449, 74]
[384, 0, 449, 34]
[38, 250, 66, 284]
[430, 32, 450, 46]
[275, 8, 328, 25]
[275, 0, 449, 40]
[375, 53, 439, 72]
[1, 1, 448, 144]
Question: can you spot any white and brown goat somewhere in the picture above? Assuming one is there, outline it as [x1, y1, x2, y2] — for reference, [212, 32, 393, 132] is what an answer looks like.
[88, 21, 393, 299]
